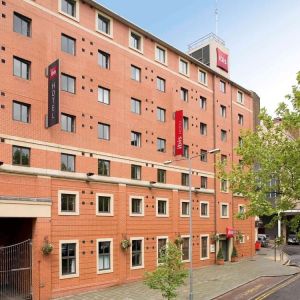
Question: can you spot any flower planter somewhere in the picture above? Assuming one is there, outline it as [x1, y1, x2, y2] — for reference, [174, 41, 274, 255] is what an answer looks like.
[231, 257, 238, 262]
[216, 259, 225, 265]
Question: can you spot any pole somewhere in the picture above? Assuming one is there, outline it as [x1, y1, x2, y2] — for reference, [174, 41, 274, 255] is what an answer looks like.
[274, 236, 277, 262]
[188, 157, 193, 300]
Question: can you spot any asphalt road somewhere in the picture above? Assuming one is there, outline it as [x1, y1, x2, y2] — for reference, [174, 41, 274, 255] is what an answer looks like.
[283, 245, 300, 267]
[261, 274, 300, 300]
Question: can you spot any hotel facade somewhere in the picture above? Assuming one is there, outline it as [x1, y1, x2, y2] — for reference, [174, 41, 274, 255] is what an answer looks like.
[0, 0, 260, 299]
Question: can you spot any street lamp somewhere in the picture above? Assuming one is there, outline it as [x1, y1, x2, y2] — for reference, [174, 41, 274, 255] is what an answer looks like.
[164, 148, 220, 300]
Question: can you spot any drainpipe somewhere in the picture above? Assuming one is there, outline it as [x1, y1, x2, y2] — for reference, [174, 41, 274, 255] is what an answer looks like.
[213, 75, 217, 263]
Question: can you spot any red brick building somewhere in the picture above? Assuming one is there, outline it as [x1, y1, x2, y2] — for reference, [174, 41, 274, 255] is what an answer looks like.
[0, 0, 259, 299]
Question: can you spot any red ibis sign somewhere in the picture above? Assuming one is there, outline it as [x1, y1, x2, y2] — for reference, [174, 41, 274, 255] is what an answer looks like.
[216, 48, 228, 72]
[226, 227, 235, 238]
[174, 110, 183, 156]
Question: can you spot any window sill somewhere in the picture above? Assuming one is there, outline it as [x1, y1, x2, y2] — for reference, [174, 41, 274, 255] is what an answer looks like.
[131, 265, 144, 270]
[96, 213, 114, 217]
[58, 212, 79, 216]
[60, 273, 79, 280]
[58, 11, 79, 23]
[97, 269, 113, 275]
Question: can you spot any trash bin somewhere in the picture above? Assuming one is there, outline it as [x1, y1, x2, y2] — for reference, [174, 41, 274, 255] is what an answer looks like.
[255, 241, 261, 251]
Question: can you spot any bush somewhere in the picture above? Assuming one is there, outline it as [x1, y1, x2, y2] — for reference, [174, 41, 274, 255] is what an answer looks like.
[231, 246, 238, 258]
[217, 247, 224, 260]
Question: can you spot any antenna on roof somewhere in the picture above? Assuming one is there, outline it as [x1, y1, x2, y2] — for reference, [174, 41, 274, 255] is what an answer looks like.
[215, 0, 219, 36]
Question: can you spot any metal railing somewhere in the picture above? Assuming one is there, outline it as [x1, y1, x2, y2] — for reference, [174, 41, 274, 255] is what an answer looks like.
[0, 239, 32, 299]
[188, 32, 225, 52]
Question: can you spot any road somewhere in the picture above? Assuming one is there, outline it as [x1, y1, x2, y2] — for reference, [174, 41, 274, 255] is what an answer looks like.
[283, 245, 300, 267]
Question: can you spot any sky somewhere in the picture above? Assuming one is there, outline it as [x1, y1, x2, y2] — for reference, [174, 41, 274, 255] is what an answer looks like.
[96, 0, 300, 116]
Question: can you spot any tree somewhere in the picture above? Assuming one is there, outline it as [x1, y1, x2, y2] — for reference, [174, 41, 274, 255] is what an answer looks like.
[218, 72, 300, 233]
[144, 242, 188, 300]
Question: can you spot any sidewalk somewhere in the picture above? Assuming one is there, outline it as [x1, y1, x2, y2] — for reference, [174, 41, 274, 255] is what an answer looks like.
[58, 248, 300, 300]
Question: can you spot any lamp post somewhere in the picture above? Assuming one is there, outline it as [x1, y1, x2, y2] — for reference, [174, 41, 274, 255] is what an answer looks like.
[164, 148, 220, 300]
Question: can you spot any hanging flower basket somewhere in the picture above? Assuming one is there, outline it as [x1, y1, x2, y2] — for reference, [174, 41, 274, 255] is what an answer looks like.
[120, 239, 131, 250]
[236, 231, 243, 243]
[211, 234, 220, 242]
[174, 236, 183, 246]
[41, 238, 53, 256]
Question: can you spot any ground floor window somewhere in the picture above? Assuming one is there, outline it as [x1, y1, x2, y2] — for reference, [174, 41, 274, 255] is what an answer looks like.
[200, 235, 209, 259]
[131, 238, 144, 269]
[181, 236, 190, 261]
[97, 239, 113, 274]
[157, 236, 168, 263]
[60, 240, 79, 279]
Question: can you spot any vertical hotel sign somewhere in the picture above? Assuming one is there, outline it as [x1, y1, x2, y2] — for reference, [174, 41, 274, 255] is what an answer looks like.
[174, 110, 183, 156]
[48, 59, 59, 127]
[216, 48, 228, 72]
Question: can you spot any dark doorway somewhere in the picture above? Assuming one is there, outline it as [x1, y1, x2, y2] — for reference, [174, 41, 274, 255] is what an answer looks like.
[219, 239, 229, 261]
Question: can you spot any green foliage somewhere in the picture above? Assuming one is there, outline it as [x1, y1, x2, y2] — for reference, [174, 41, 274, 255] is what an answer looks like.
[217, 247, 224, 260]
[218, 72, 300, 223]
[231, 246, 238, 258]
[144, 242, 188, 299]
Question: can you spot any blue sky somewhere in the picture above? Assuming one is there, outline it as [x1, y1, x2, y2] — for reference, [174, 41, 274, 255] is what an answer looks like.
[97, 0, 300, 115]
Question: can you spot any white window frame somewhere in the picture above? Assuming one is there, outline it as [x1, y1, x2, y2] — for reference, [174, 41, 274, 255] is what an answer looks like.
[220, 179, 229, 193]
[198, 69, 207, 86]
[58, 190, 79, 216]
[58, 0, 80, 22]
[200, 234, 210, 260]
[238, 204, 246, 214]
[156, 236, 168, 265]
[96, 238, 113, 274]
[238, 113, 244, 125]
[220, 202, 229, 219]
[129, 29, 143, 53]
[130, 237, 144, 269]
[96, 193, 114, 216]
[129, 196, 144, 217]
[179, 57, 190, 77]
[180, 199, 190, 218]
[200, 201, 209, 218]
[95, 10, 113, 38]
[59, 240, 79, 279]
[181, 235, 190, 262]
[237, 90, 244, 104]
[156, 198, 169, 217]
[155, 43, 168, 65]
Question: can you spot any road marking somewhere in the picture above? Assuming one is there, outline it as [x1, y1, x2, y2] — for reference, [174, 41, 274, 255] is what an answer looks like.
[255, 274, 300, 300]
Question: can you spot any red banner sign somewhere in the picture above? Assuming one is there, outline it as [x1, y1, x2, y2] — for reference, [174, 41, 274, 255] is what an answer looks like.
[226, 227, 235, 238]
[216, 48, 228, 72]
[48, 59, 60, 128]
[174, 110, 183, 156]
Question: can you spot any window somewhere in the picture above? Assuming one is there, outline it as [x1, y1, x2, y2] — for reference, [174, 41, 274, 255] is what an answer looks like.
[221, 129, 227, 142]
[155, 45, 166, 64]
[98, 159, 110, 176]
[200, 123, 207, 135]
[157, 107, 166, 122]
[58, 191, 79, 215]
[13, 12, 31, 37]
[180, 88, 188, 102]
[96, 193, 114, 216]
[221, 179, 228, 192]
[239, 235, 246, 244]
[13, 57, 30, 80]
[97, 239, 113, 274]
[60, 241, 79, 278]
[157, 169, 166, 183]
[199, 69, 207, 85]
[98, 123, 110, 140]
[131, 165, 141, 180]
[130, 30, 143, 52]
[131, 238, 144, 269]
[221, 203, 229, 218]
[156, 77, 166, 92]
[130, 196, 144, 216]
[180, 200, 190, 217]
[181, 173, 189, 186]
[98, 86, 110, 104]
[179, 58, 189, 76]
[131, 131, 141, 147]
[12, 146, 30, 166]
[156, 198, 168, 217]
[221, 154, 227, 164]
[157, 138, 166, 153]
[237, 91, 244, 104]
[238, 205, 245, 214]
[181, 236, 190, 261]
[61, 0, 77, 18]
[61, 153, 75, 172]
[220, 80, 226, 93]
[200, 202, 209, 217]
[220, 105, 226, 118]
[98, 50, 110, 69]
[61, 113, 75, 132]
[201, 176, 208, 189]
[97, 13, 111, 36]
[131, 65, 141, 81]
[13, 101, 30, 123]
[61, 34, 75, 55]
[183, 116, 189, 130]
[183, 145, 189, 158]
[200, 96, 207, 110]
[61, 73, 75, 94]
[238, 136, 243, 147]
[200, 149, 207, 162]
[238, 114, 244, 125]
[200, 235, 209, 260]
[131, 98, 141, 114]
[157, 237, 168, 263]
